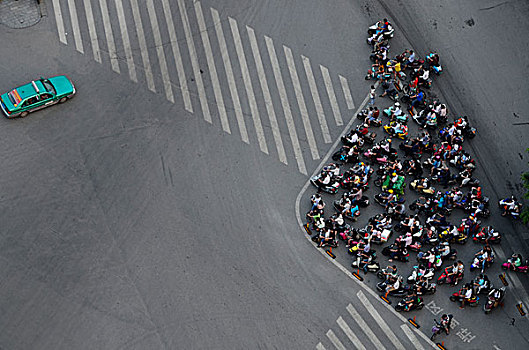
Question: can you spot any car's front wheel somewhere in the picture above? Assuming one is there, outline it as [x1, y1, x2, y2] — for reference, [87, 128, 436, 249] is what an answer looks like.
[20, 111, 29, 118]
[59, 97, 68, 103]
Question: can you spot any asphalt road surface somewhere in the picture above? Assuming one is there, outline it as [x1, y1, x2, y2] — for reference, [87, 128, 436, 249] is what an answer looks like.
[0, 0, 527, 349]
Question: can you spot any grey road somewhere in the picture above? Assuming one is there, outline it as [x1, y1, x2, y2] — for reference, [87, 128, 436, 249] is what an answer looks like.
[0, 0, 527, 349]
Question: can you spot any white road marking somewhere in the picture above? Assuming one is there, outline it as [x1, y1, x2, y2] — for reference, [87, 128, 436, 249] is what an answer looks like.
[357, 291, 406, 350]
[326, 330, 346, 350]
[229, 17, 268, 154]
[346, 303, 386, 350]
[82, 0, 101, 63]
[51, 0, 67, 44]
[195, 1, 230, 132]
[146, 0, 174, 103]
[316, 342, 326, 350]
[162, 0, 192, 112]
[67, 0, 83, 53]
[400, 324, 425, 350]
[265, 35, 307, 175]
[178, 0, 211, 122]
[320, 65, 342, 126]
[114, 0, 137, 82]
[98, 0, 120, 73]
[340, 75, 355, 110]
[211, 8, 248, 143]
[284, 46, 319, 160]
[247, 26, 287, 164]
[302, 55, 331, 144]
[337, 316, 367, 350]
[130, 0, 155, 92]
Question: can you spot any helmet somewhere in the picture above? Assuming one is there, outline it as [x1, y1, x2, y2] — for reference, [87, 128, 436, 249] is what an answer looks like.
[392, 173, 397, 176]
[388, 189, 394, 194]
[395, 102, 400, 106]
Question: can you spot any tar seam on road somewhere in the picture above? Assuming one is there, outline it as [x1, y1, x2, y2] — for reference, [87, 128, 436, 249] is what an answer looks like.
[294, 81, 438, 349]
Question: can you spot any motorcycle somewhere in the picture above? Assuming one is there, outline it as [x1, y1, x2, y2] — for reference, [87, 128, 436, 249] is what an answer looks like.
[437, 267, 458, 286]
[473, 226, 501, 244]
[410, 179, 435, 195]
[383, 122, 408, 140]
[501, 259, 529, 273]
[470, 253, 494, 272]
[498, 195, 522, 219]
[332, 146, 359, 163]
[376, 282, 409, 297]
[351, 257, 381, 273]
[449, 290, 479, 306]
[382, 243, 409, 262]
[484, 287, 505, 314]
[395, 296, 424, 312]
[310, 174, 340, 194]
[367, 21, 394, 39]
[407, 265, 434, 283]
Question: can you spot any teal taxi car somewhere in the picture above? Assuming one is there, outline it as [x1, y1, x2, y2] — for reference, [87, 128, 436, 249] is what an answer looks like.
[0, 76, 76, 118]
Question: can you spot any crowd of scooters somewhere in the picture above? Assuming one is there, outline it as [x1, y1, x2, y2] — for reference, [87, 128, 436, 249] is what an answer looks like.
[305, 18, 525, 338]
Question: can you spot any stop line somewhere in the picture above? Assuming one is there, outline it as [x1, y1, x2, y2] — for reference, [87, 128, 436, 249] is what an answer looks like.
[50, 0, 357, 175]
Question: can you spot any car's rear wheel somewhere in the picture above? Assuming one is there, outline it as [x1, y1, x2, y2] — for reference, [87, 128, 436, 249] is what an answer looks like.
[59, 97, 68, 103]
[20, 111, 28, 118]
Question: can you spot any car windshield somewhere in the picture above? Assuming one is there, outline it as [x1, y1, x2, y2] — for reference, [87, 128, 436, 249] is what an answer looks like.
[42, 79, 56, 95]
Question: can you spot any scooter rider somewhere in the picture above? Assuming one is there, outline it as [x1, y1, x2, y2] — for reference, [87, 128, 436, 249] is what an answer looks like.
[384, 275, 403, 298]
[459, 283, 473, 309]
[472, 274, 491, 295]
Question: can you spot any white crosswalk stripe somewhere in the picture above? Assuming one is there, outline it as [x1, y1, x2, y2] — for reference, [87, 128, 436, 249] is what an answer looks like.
[265, 35, 307, 175]
[162, 0, 192, 112]
[346, 303, 386, 350]
[357, 291, 406, 350]
[316, 342, 326, 350]
[340, 75, 355, 110]
[51, 0, 362, 174]
[195, 1, 230, 133]
[67, 0, 83, 53]
[146, 0, 174, 103]
[247, 26, 287, 164]
[302, 55, 331, 144]
[229, 17, 268, 154]
[51, 0, 67, 44]
[114, 0, 137, 82]
[98, 0, 120, 73]
[284, 46, 319, 160]
[82, 0, 101, 63]
[130, 0, 155, 92]
[211, 8, 249, 143]
[326, 329, 346, 350]
[336, 316, 366, 350]
[400, 324, 426, 350]
[178, 0, 211, 123]
[320, 65, 343, 126]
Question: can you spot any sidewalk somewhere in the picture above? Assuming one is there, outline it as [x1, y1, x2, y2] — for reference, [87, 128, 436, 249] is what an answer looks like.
[0, 0, 42, 29]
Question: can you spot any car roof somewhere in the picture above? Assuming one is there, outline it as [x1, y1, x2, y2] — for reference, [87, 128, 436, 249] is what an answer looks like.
[15, 80, 45, 100]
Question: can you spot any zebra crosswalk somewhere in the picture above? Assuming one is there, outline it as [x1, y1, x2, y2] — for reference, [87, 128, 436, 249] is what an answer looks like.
[316, 291, 433, 350]
[50, 0, 358, 175]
